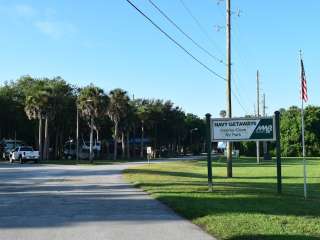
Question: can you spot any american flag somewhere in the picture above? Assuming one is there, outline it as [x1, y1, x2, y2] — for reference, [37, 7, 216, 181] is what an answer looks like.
[301, 59, 308, 102]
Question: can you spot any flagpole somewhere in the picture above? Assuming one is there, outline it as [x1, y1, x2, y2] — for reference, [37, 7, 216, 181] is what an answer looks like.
[301, 96, 307, 199]
[300, 50, 307, 200]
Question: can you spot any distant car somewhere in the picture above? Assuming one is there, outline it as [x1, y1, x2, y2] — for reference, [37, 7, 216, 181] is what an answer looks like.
[9, 146, 39, 164]
[1, 139, 25, 160]
[63, 141, 94, 160]
[82, 141, 101, 152]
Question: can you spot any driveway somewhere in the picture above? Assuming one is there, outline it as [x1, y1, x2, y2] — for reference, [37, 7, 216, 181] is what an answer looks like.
[0, 162, 215, 240]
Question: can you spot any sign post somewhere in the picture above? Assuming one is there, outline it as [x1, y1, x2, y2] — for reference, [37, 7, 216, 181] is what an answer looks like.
[147, 146, 152, 165]
[206, 113, 213, 191]
[211, 117, 275, 142]
[209, 114, 282, 194]
[275, 111, 282, 194]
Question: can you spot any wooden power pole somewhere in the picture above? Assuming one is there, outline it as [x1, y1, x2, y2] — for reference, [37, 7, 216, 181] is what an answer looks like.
[262, 93, 268, 159]
[256, 70, 260, 164]
[226, 0, 233, 177]
[262, 93, 266, 116]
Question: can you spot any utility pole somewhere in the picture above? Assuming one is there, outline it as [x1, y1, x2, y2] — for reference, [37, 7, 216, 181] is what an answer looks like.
[262, 93, 268, 159]
[39, 117, 43, 162]
[262, 93, 266, 116]
[226, 0, 233, 177]
[256, 70, 260, 164]
[76, 106, 79, 164]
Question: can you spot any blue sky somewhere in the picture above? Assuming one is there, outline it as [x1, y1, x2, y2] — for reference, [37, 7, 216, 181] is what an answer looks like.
[0, 0, 319, 118]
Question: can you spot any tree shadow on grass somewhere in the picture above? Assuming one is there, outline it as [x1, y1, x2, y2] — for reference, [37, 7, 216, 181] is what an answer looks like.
[226, 234, 320, 240]
[125, 167, 281, 180]
[125, 168, 208, 179]
[149, 180, 320, 198]
[156, 190, 320, 220]
[130, 172, 320, 218]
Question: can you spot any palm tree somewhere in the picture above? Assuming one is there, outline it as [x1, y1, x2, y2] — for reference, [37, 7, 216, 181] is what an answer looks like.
[77, 85, 108, 163]
[24, 81, 50, 162]
[136, 99, 150, 158]
[108, 89, 129, 160]
[119, 102, 137, 159]
[46, 77, 74, 160]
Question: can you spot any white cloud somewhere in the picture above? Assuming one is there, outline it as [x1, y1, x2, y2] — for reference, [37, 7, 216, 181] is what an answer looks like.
[0, 3, 76, 39]
[34, 21, 76, 39]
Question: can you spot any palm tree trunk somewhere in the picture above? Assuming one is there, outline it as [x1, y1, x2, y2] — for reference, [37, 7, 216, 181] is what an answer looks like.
[96, 129, 100, 159]
[154, 124, 157, 158]
[38, 117, 43, 162]
[44, 116, 48, 161]
[106, 141, 109, 158]
[96, 129, 99, 142]
[132, 125, 136, 158]
[54, 131, 58, 159]
[121, 131, 125, 159]
[89, 117, 93, 163]
[113, 121, 118, 160]
[35, 130, 38, 150]
[126, 131, 130, 159]
[59, 131, 63, 159]
[140, 121, 144, 158]
[47, 133, 50, 160]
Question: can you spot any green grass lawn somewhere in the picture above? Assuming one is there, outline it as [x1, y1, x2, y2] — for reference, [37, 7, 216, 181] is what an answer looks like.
[124, 158, 320, 240]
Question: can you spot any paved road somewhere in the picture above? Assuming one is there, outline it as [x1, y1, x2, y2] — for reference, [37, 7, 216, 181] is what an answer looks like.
[0, 162, 215, 240]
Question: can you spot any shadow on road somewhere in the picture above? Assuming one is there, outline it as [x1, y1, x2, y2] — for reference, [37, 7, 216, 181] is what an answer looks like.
[0, 163, 182, 229]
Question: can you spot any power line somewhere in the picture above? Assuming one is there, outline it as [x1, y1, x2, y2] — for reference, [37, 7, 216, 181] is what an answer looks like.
[127, 0, 248, 115]
[232, 68, 253, 110]
[125, 0, 226, 81]
[179, 0, 224, 56]
[213, 0, 252, 115]
[148, 0, 225, 65]
[179, 0, 213, 42]
[231, 89, 249, 115]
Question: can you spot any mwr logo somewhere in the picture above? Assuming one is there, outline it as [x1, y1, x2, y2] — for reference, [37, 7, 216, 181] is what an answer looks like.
[256, 125, 273, 134]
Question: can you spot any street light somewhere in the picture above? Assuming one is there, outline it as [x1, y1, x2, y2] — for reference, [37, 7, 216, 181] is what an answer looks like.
[76, 105, 79, 164]
[86, 99, 94, 163]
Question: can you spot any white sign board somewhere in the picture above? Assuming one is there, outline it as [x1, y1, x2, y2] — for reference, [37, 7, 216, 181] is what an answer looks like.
[211, 117, 275, 142]
[147, 146, 152, 154]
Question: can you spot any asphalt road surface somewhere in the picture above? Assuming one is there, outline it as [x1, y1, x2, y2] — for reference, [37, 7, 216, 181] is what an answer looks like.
[0, 162, 215, 240]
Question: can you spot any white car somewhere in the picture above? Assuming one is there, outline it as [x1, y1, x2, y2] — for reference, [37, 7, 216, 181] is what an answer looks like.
[9, 146, 39, 164]
[1, 139, 25, 160]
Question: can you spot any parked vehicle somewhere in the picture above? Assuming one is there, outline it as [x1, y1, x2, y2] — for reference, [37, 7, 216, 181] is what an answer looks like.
[82, 140, 101, 152]
[9, 146, 39, 164]
[1, 139, 25, 160]
[63, 140, 77, 159]
[63, 140, 95, 160]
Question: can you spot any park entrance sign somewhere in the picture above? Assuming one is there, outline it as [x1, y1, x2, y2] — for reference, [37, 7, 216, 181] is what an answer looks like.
[211, 117, 275, 142]
[205, 112, 282, 194]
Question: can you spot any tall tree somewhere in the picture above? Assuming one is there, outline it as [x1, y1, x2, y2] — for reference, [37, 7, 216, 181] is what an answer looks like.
[78, 85, 108, 163]
[135, 99, 150, 158]
[24, 80, 50, 162]
[120, 101, 138, 159]
[108, 89, 130, 160]
[44, 77, 75, 160]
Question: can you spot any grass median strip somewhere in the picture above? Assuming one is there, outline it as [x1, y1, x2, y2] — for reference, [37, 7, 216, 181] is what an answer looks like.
[123, 158, 320, 240]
